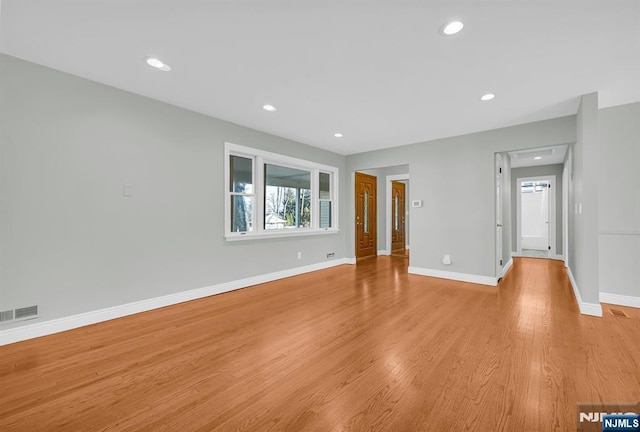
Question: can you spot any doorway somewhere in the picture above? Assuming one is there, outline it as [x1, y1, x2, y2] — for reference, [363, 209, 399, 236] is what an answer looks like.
[516, 175, 556, 258]
[495, 154, 503, 278]
[355, 172, 377, 260]
[391, 181, 406, 255]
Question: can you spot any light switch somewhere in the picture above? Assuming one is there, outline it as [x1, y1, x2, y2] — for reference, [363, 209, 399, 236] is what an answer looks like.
[123, 184, 133, 197]
[411, 200, 423, 208]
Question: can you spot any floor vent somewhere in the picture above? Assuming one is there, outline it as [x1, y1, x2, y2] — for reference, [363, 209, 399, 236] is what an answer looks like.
[609, 308, 630, 318]
[0, 305, 39, 325]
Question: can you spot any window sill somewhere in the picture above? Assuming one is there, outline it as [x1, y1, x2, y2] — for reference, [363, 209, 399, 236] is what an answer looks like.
[225, 228, 340, 242]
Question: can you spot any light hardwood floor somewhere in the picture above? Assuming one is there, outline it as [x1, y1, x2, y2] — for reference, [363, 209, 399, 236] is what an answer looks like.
[1, 257, 639, 431]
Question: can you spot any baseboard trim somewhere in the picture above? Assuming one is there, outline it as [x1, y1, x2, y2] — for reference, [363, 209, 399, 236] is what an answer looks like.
[501, 258, 513, 278]
[408, 266, 497, 286]
[0, 258, 352, 346]
[600, 292, 640, 309]
[566, 267, 603, 317]
[378, 249, 390, 256]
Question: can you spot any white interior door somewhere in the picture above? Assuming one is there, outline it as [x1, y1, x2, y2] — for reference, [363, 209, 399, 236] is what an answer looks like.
[517, 175, 556, 256]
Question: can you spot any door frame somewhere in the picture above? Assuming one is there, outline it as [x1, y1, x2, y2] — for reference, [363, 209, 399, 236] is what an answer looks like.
[385, 174, 410, 255]
[516, 175, 556, 256]
[495, 154, 503, 278]
[562, 151, 570, 266]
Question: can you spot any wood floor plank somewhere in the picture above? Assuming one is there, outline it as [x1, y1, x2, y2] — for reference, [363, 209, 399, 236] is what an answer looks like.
[1, 257, 639, 431]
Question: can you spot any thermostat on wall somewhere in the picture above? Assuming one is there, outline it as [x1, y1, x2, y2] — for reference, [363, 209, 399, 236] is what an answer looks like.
[411, 200, 423, 208]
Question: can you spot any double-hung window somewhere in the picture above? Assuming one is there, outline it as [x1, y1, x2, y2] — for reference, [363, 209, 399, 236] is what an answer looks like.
[225, 143, 339, 240]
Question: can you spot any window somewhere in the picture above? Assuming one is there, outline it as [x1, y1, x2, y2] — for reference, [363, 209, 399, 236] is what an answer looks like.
[225, 143, 339, 240]
[521, 181, 548, 194]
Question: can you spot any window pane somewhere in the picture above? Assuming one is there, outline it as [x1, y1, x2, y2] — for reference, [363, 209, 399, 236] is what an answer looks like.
[230, 155, 253, 193]
[319, 172, 331, 200]
[320, 201, 332, 228]
[394, 195, 399, 230]
[231, 195, 253, 232]
[364, 191, 369, 233]
[265, 164, 311, 229]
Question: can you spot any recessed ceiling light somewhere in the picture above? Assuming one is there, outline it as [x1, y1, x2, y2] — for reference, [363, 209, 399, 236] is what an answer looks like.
[442, 21, 464, 35]
[262, 104, 277, 112]
[334, 133, 343, 138]
[534, 156, 542, 160]
[480, 93, 495, 101]
[144, 56, 171, 72]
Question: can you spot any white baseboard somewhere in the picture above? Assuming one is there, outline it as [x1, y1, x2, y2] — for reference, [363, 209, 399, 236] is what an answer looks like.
[344, 257, 356, 264]
[378, 249, 390, 256]
[408, 266, 497, 286]
[566, 267, 602, 317]
[600, 292, 640, 309]
[501, 258, 513, 277]
[0, 258, 352, 346]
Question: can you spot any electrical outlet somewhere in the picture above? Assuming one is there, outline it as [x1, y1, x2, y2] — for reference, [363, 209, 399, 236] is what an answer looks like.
[326, 252, 335, 258]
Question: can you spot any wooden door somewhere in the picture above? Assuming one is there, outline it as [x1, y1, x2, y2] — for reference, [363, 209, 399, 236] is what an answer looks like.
[355, 172, 377, 260]
[391, 181, 406, 253]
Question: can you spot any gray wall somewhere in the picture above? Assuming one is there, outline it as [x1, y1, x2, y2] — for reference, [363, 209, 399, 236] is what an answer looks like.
[511, 164, 564, 255]
[0, 54, 347, 328]
[598, 102, 640, 297]
[346, 117, 576, 279]
[568, 93, 600, 304]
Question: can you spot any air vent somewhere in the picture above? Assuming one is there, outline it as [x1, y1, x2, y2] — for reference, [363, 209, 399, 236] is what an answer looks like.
[510, 148, 555, 160]
[0, 310, 14, 322]
[15, 305, 38, 320]
[0, 305, 39, 325]
[609, 308, 629, 318]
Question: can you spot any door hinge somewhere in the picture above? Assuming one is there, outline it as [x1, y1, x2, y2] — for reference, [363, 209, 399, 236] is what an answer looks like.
[499, 168, 502, 174]
[500, 259, 503, 266]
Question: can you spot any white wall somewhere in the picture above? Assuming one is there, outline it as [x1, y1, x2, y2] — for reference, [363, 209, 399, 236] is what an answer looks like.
[598, 102, 640, 299]
[347, 117, 576, 280]
[0, 54, 347, 329]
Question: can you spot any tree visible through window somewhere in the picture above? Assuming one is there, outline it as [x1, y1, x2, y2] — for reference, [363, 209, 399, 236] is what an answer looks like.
[265, 164, 311, 229]
[230, 155, 254, 232]
[225, 143, 339, 239]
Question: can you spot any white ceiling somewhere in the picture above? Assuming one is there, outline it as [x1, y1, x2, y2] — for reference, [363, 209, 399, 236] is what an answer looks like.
[1, 1, 639, 156]
[509, 144, 568, 168]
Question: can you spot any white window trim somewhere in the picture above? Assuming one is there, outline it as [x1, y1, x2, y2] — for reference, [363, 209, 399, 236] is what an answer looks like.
[225, 142, 339, 241]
